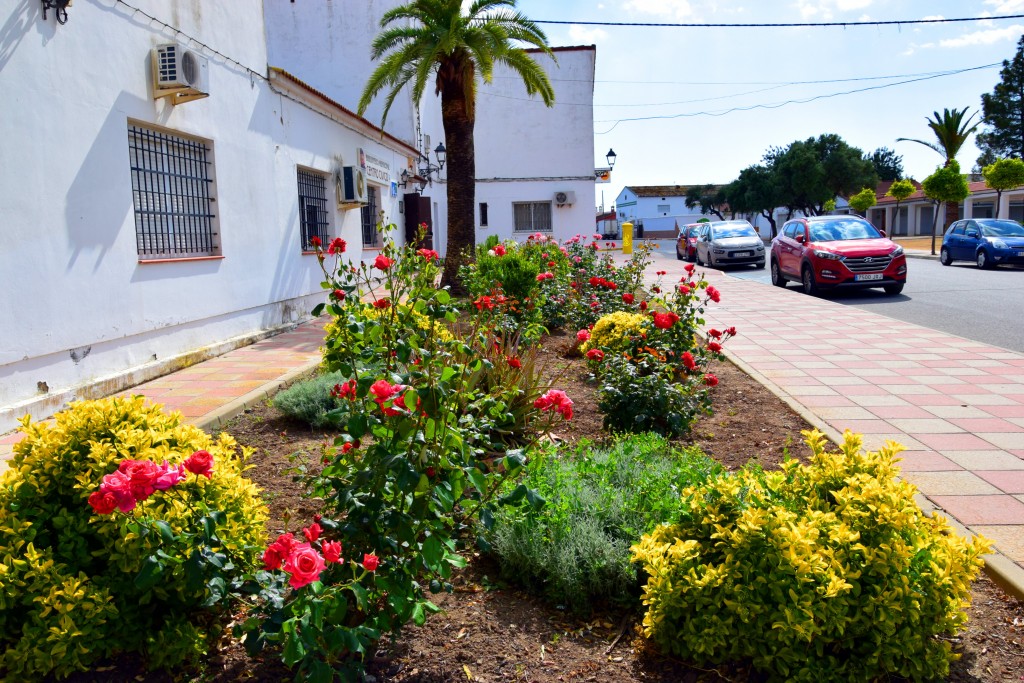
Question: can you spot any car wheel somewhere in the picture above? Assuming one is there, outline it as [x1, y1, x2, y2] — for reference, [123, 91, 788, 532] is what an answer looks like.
[771, 260, 786, 287]
[687, 251, 695, 263]
[695, 251, 703, 266]
[939, 247, 952, 266]
[676, 246, 684, 261]
[755, 260, 766, 269]
[977, 249, 991, 269]
[801, 265, 819, 296]
[884, 283, 905, 295]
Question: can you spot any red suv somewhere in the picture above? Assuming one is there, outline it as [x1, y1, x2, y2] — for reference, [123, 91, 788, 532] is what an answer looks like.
[770, 215, 907, 295]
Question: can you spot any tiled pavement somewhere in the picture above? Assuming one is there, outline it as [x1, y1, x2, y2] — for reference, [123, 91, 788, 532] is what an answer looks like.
[632, 250, 1024, 593]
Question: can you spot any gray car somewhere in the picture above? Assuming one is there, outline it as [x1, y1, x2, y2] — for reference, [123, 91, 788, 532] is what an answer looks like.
[695, 220, 766, 268]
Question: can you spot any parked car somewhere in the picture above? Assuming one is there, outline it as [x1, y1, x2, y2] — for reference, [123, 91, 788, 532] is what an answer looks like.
[675, 223, 703, 261]
[770, 215, 907, 296]
[940, 218, 1024, 268]
[694, 220, 765, 268]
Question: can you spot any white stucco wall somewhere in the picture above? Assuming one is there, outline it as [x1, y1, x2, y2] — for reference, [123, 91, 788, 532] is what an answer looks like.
[475, 47, 597, 243]
[0, 0, 412, 429]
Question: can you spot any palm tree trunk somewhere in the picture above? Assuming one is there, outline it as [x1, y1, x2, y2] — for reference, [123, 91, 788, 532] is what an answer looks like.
[439, 94, 475, 294]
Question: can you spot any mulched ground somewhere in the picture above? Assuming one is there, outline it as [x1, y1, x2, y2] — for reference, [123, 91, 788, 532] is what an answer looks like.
[64, 330, 1024, 682]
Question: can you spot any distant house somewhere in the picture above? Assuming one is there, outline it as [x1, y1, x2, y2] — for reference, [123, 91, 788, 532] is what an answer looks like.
[866, 180, 1024, 236]
[613, 185, 717, 238]
[596, 210, 618, 238]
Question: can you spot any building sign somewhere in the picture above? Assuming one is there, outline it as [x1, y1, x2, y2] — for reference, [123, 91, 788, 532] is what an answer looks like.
[595, 167, 612, 184]
[357, 147, 392, 185]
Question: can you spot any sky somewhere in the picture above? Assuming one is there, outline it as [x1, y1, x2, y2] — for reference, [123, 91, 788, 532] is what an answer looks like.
[507, 0, 1024, 210]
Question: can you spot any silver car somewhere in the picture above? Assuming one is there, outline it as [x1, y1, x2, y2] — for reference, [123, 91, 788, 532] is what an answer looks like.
[695, 220, 766, 269]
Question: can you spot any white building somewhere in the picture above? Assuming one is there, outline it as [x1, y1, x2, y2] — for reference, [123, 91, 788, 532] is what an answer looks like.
[0, 0, 416, 431]
[614, 185, 711, 238]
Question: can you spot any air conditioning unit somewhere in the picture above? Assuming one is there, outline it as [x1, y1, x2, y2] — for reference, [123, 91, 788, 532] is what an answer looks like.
[152, 44, 209, 104]
[554, 190, 576, 206]
[338, 166, 368, 205]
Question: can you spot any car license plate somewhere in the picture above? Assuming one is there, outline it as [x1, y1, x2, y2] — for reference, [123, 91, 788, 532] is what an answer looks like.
[855, 273, 883, 281]
[1016, 250, 1024, 257]
[733, 252, 751, 257]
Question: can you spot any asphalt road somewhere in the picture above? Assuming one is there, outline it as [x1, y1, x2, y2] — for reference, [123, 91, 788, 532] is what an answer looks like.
[648, 241, 1024, 354]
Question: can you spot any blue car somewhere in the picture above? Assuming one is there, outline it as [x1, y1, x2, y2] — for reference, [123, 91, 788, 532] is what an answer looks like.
[940, 218, 1024, 269]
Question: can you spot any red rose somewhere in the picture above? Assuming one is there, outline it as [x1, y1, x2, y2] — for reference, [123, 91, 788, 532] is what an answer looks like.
[373, 254, 394, 270]
[622, 293, 635, 304]
[372, 298, 391, 310]
[426, 467, 436, 478]
[417, 248, 439, 260]
[577, 330, 591, 342]
[726, 326, 737, 336]
[656, 270, 667, 276]
[332, 289, 346, 300]
[639, 301, 648, 311]
[652, 311, 680, 330]
[708, 341, 722, 353]
[681, 351, 697, 371]
[586, 349, 605, 361]
[652, 286, 661, 293]
[328, 238, 347, 255]
[99, 470, 137, 512]
[548, 260, 556, 267]
[708, 329, 722, 339]
[88, 490, 118, 515]
[493, 245, 507, 256]
[303, 522, 322, 543]
[310, 236, 322, 248]
[322, 540, 343, 564]
[362, 553, 380, 572]
[183, 450, 214, 479]
[534, 389, 573, 420]
[507, 356, 522, 369]
[284, 543, 326, 589]
[262, 544, 286, 571]
[684, 263, 695, 273]
[706, 285, 721, 303]
[704, 373, 719, 387]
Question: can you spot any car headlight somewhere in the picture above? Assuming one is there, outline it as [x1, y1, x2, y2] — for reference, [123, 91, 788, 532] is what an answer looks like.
[990, 238, 1009, 249]
[890, 245, 904, 257]
[813, 249, 843, 260]
[756, 245, 765, 251]
[713, 248, 725, 254]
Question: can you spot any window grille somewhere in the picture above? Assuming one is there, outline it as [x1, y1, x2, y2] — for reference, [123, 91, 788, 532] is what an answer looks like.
[479, 202, 488, 227]
[361, 185, 380, 246]
[128, 124, 218, 259]
[296, 169, 330, 250]
[513, 202, 553, 232]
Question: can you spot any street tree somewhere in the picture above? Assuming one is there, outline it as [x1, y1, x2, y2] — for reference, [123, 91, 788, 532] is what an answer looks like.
[771, 135, 878, 216]
[977, 35, 1024, 166]
[848, 188, 878, 215]
[897, 107, 978, 229]
[982, 157, 1024, 217]
[869, 147, 905, 181]
[922, 161, 970, 255]
[885, 178, 916, 235]
[726, 165, 783, 237]
[359, 0, 555, 290]
[684, 184, 727, 220]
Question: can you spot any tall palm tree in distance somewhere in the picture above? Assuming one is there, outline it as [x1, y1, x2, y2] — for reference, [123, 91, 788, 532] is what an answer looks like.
[358, 0, 555, 290]
[897, 107, 979, 229]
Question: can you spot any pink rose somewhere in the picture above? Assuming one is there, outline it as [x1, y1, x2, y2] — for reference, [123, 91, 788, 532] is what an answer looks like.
[118, 459, 162, 501]
[183, 450, 214, 479]
[284, 543, 326, 589]
[303, 522, 322, 543]
[493, 245, 507, 256]
[100, 470, 138, 513]
[153, 461, 186, 491]
[576, 330, 591, 342]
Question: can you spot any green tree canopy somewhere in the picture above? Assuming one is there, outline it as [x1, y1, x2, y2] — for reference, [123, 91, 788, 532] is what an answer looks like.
[869, 147, 904, 182]
[848, 188, 878, 214]
[884, 178, 916, 235]
[982, 157, 1024, 217]
[726, 164, 783, 237]
[358, 0, 555, 289]
[898, 108, 979, 167]
[922, 160, 970, 253]
[684, 184, 727, 220]
[769, 135, 878, 216]
[977, 35, 1024, 166]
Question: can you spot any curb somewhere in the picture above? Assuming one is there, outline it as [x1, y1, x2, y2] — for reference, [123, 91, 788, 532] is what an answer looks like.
[193, 361, 321, 434]
[722, 345, 1024, 603]
[905, 251, 940, 261]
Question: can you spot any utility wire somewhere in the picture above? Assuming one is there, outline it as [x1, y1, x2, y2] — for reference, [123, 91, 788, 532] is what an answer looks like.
[535, 14, 1024, 28]
[594, 63, 999, 133]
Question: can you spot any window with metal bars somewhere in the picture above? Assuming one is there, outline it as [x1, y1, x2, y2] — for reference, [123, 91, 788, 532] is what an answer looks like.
[361, 185, 380, 246]
[128, 124, 218, 260]
[296, 168, 331, 250]
[512, 201, 553, 232]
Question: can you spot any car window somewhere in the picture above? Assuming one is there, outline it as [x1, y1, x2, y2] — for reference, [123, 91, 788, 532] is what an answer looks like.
[980, 220, 1024, 237]
[783, 223, 799, 239]
[713, 225, 758, 238]
[950, 223, 965, 236]
[808, 219, 882, 242]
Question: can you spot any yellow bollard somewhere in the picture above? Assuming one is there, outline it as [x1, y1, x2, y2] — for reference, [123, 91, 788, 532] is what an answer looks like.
[621, 222, 633, 255]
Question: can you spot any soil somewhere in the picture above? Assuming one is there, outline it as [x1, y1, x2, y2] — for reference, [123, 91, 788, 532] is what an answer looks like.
[67, 331, 1024, 682]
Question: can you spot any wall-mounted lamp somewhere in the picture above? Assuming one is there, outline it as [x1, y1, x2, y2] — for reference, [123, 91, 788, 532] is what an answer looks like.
[397, 169, 430, 192]
[42, 0, 72, 24]
[417, 142, 447, 187]
[606, 148, 617, 169]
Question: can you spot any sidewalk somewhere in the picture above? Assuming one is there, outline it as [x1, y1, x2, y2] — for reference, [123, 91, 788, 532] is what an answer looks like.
[636, 251, 1024, 597]
[0, 319, 328, 473]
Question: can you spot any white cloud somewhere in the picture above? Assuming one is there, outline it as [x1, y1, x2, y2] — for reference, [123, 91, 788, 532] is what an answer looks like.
[984, 0, 1024, 13]
[939, 24, 1024, 48]
[623, 0, 694, 18]
[792, 0, 872, 20]
[568, 25, 609, 43]
[836, 0, 872, 10]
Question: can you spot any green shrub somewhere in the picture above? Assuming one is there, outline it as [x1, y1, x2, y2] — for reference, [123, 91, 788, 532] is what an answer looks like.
[472, 248, 540, 305]
[489, 434, 721, 612]
[0, 397, 268, 680]
[273, 371, 348, 428]
[631, 430, 991, 683]
[597, 354, 712, 437]
[582, 311, 647, 355]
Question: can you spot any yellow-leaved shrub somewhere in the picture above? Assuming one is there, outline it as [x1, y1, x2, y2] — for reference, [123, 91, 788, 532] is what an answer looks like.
[0, 396, 268, 680]
[581, 311, 647, 354]
[631, 430, 990, 683]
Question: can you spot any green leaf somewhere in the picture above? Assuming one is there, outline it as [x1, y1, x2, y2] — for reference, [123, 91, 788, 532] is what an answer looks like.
[499, 483, 528, 505]
[466, 467, 487, 493]
[422, 535, 443, 568]
[525, 487, 546, 511]
[154, 520, 176, 543]
[435, 290, 451, 304]
[411, 601, 427, 626]
[312, 303, 326, 317]
[134, 556, 164, 591]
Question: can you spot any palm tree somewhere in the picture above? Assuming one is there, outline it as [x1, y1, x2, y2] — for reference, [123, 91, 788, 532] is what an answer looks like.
[897, 107, 979, 230]
[358, 0, 555, 290]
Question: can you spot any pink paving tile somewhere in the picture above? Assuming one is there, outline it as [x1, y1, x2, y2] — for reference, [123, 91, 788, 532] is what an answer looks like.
[912, 394, 977, 407]
[1013, 450, 1024, 460]
[795, 395, 858, 407]
[916, 433, 1002, 451]
[837, 385, 889, 396]
[867, 406, 934, 419]
[175, 404, 214, 417]
[949, 417, 1022, 433]
[976, 471, 1024, 494]
[0, 432, 25, 445]
[896, 451, 963, 472]
[928, 494, 1024, 525]
[830, 419, 894, 433]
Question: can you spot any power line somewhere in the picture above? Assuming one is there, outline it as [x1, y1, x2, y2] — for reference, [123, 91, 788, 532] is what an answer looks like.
[535, 14, 1024, 29]
[594, 63, 1000, 134]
